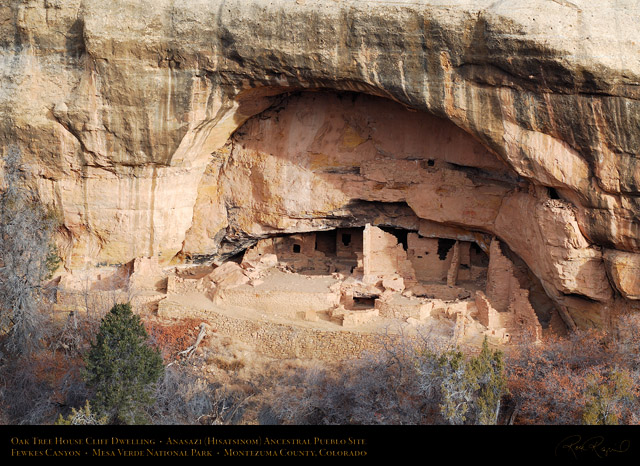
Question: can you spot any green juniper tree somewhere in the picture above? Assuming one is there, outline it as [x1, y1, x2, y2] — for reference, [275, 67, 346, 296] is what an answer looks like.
[469, 337, 508, 425]
[84, 303, 164, 424]
[419, 337, 507, 425]
[437, 348, 478, 425]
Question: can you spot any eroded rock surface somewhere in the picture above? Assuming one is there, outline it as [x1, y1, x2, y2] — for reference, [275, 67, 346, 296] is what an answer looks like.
[2, 0, 640, 330]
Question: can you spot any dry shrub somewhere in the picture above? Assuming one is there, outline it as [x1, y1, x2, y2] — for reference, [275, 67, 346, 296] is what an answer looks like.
[507, 328, 640, 425]
[46, 308, 105, 358]
[149, 365, 255, 425]
[267, 347, 431, 425]
[0, 349, 88, 424]
[613, 312, 640, 370]
[0, 308, 94, 424]
[145, 318, 207, 363]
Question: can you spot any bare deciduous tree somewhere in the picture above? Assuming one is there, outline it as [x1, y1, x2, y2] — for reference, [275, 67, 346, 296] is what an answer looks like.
[0, 146, 59, 355]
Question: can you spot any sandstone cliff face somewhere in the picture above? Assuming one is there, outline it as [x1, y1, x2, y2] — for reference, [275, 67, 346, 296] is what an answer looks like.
[2, 0, 640, 329]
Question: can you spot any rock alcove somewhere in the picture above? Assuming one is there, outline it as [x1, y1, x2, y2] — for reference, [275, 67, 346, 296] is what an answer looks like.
[172, 90, 571, 340]
[7, 0, 640, 342]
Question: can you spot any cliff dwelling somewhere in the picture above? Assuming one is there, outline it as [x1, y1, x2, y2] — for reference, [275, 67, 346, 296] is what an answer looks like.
[43, 86, 628, 351]
[177, 89, 566, 344]
[5, 0, 640, 430]
[47, 86, 584, 351]
[6, 0, 638, 355]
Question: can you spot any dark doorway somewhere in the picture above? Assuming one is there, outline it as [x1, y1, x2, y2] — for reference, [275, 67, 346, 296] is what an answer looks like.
[437, 238, 456, 260]
[315, 230, 337, 256]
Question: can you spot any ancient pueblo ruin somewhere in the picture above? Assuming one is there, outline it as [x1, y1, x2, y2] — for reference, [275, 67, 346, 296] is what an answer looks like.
[4, 0, 640, 359]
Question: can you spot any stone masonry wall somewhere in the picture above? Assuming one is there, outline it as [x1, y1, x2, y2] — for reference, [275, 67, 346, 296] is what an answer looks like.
[158, 299, 386, 361]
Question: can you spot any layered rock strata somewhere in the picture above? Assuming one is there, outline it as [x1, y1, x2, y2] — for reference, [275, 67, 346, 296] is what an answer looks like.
[2, 0, 640, 330]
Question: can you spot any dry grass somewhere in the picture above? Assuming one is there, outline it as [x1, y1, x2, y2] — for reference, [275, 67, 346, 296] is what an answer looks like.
[207, 355, 246, 371]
